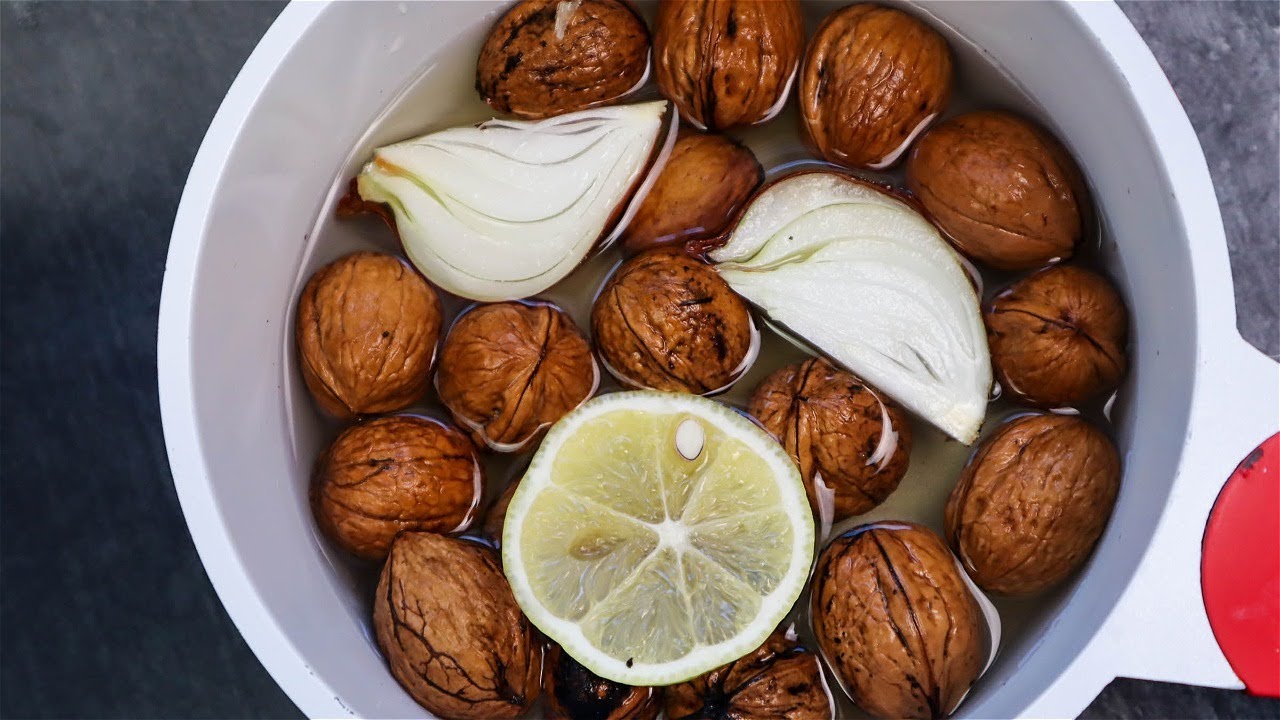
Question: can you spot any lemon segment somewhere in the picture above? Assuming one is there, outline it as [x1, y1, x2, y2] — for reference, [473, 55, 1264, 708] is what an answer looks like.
[503, 391, 814, 686]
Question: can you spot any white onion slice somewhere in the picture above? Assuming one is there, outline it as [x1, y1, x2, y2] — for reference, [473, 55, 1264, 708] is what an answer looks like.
[711, 172, 991, 443]
[356, 100, 672, 301]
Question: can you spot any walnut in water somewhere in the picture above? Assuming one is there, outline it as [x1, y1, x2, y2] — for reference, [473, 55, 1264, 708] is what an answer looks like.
[436, 302, 598, 452]
[374, 532, 542, 719]
[296, 252, 441, 419]
[544, 643, 661, 720]
[665, 629, 832, 719]
[749, 358, 912, 523]
[312, 415, 483, 560]
[592, 248, 757, 395]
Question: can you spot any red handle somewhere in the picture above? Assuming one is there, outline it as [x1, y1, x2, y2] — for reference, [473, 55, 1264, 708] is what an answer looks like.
[1202, 432, 1280, 698]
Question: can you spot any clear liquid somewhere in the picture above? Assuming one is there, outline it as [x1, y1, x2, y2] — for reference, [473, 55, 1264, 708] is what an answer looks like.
[293, 4, 1124, 716]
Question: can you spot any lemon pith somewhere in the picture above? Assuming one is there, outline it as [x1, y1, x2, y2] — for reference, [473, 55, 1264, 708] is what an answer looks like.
[502, 391, 814, 685]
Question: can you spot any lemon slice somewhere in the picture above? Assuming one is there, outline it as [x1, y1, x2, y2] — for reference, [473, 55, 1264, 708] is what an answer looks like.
[502, 391, 814, 685]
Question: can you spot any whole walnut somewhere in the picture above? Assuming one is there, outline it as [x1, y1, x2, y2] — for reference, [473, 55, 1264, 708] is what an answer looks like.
[945, 414, 1120, 595]
[986, 266, 1128, 408]
[811, 522, 985, 719]
[799, 4, 952, 170]
[544, 643, 661, 720]
[296, 252, 442, 419]
[312, 415, 484, 560]
[592, 248, 757, 394]
[621, 130, 763, 253]
[374, 532, 542, 719]
[749, 358, 912, 523]
[654, 0, 805, 130]
[437, 302, 598, 452]
[665, 629, 832, 720]
[477, 0, 650, 119]
[907, 111, 1088, 270]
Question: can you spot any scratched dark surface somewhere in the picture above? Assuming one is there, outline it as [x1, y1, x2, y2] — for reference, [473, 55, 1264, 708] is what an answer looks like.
[1, 2, 1277, 719]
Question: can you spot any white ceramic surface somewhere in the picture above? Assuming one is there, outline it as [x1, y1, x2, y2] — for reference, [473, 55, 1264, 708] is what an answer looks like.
[158, 2, 1280, 718]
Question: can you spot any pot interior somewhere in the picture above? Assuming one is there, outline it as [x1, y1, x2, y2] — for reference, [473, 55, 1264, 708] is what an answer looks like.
[181, 2, 1195, 717]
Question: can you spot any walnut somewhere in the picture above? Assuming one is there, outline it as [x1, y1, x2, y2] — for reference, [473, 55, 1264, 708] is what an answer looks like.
[665, 629, 832, 720]
[592, 248, 757, 394]
[799, 4, 952, 170]
[544, 643, 661, 720]
[437, 302, 598, 452]
[477, 0, 650, 119]
[312, 415, 484, 560]
[945, 414, 1120, 595]
[374, 532, 542, 719]
[296, 252, 442, 419]
[986, 266, 1128, 408]
[481, 478, 521, 546]
[811, 523, 985, 719]
[907, 111, 1088, 270]
[621, 130, 763, 253]
[653, 0, 805, 130]
[749, 359, 912, 523]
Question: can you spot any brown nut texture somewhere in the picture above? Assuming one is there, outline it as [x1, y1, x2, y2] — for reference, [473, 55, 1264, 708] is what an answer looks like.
[986, 266, 1128, 408]
[665, 630, 833, 720]
[544, 643, 662, 720]
[477, 0, 650, 119]
[799, 4, 952, 170]
[653, 0, 805, 130]
[374, 532, 542, 719]
[812, 522, 985, 719]
[621, 130, 763, 253]
[749, 358, 912, 523]
[907, 111, 1088, 270]
[296, 252, 442, 419]
[945, 414, 1120, 595]
[592, 248, 757, 394]
[481, 478, 522, 546]
[437, 302, 599, 453]
[312, 415, 484, 560]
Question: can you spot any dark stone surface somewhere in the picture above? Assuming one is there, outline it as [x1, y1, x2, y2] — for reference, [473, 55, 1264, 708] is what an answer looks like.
[0, 2, 1275, 719]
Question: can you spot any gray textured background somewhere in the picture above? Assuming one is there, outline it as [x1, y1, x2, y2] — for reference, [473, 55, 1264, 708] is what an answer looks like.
[0, 2, 1277, 719]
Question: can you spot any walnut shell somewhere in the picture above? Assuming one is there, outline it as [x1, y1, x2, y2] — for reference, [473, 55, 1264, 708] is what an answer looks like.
[799, 4, 952, 170]
[811, 523, 985, 719]
[986, 266, 1128, 408]
[477, 0, 650, 119]
[312, 415, 484, 560]
[482, 478, 522, 546]
[296, 252, 442, 419]
[621, 129, 763, 253]
[544, 643, 661, 720]
[653, 0, 805, 130]
[592, 248, 757, 394]
[907, 111, 1088, 270]
[749, 359, 912, 523]
[665, 629, 832, 719]
[437, 302, 598, 453]
[374, 532, 542, 719]
[945, 414, 1120, 595]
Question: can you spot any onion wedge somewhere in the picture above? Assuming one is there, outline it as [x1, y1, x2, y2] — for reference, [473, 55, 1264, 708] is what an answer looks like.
[355, 100, 674, 301]
[710, 171, 991, 443]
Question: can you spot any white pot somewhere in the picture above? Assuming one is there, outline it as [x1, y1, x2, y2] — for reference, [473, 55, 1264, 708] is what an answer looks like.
[158, 2, 1280, 717]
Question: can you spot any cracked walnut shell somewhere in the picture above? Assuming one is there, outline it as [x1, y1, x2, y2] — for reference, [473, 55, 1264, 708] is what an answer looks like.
[986, 266, 1128, 408]
[437, 302, 598, 453]
[945, 414, 1120, 595]
[665, 629, 833, 719]
[653, 0, 805, 130]
[907, 111, 1088, 271]
[592, 248, 757, 394]
[544, 643, 661, 720]
[800, 4, 952, 170]
[749, 358, 912, 523]
[374, 532, 542, 719]
[296, 252, 442, 419]
[312, 415, 483, 560]
[812, 522, 985, 719]
[477, 0, 650, 119]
